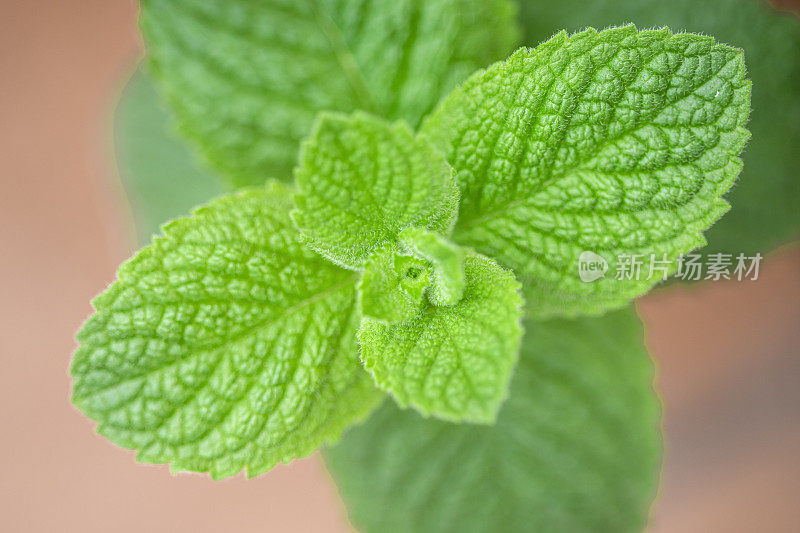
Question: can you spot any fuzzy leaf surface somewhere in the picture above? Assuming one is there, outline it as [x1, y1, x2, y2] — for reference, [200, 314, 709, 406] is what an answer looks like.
[359, 253, 522, 423]
[140, 0, 519, 187]
[293, 112, 459, 268]
[358, 247, 430, 324]
[326, 307, 661, 533]
[519, 0, 800, 257]
[71, 184, 381, 479]
[399, 228, 466, 306]
[423, 25, 751, 317]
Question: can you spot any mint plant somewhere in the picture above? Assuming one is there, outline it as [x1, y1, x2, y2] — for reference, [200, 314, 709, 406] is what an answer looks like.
[72, 0, 759, 530]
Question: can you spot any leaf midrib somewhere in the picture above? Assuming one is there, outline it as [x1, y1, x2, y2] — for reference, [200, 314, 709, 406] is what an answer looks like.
[311, 0, 380, 115]
[76, 273, 360, 399]
[452, 45, 742, 235]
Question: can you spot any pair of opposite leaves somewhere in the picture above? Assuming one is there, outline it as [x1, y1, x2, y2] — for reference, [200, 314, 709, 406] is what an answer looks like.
[72, 25, 750, 479]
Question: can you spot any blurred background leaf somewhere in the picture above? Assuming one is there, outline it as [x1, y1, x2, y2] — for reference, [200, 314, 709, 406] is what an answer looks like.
[115, 68, 224, 242]
[137, 0, 519, 187]
[518, 0, 800, 256]
[325, 307, 661, 533]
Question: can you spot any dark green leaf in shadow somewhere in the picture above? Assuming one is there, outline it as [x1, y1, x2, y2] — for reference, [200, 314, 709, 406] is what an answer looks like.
[325, 306, 661, 533]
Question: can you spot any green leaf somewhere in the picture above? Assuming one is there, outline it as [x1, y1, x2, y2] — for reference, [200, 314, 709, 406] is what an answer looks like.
[399, 227, 465, 306]
[139, 0, 519, 187]
[326, 307, 661, 533]
[422, 25, 751, 318]
[292, 112, 459, 268]
[70, 183, 382, 479]
[359, 253, 523, 423]
[115, 68, 225, 242]
[358, 247, 430, 324]
[519, 0, 800, 257]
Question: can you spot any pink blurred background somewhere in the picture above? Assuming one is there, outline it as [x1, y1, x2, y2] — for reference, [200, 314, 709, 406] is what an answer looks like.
[1, 1, 798, 531]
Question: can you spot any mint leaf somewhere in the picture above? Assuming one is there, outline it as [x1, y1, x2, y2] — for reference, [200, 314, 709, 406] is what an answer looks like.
[140, 0, 519, 187]
[519, 0, 800, 257]
[327, 307, 661, 533]
[399, 227, 465, 306]
[359, 247, 430, 324]
[422, 25, 751, 317]
[292, 112, 459, 268]
[359, 253, 522, 423]
[115, 69, 225, 241]
[70, 183, 382, 479]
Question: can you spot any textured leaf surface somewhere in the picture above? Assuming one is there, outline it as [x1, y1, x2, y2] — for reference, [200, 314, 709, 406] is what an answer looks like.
[71, 184, 381, 479]
[115, 69, 224, 241]
[293, 112, 458, 268]
[358, 247, 430, 324]
[327, 307, 661, 533]
[140, 0, 519, 187]
[423, 25, 751, 317]
[359, 253, 522, 423]
[519, 0, 800, 257]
